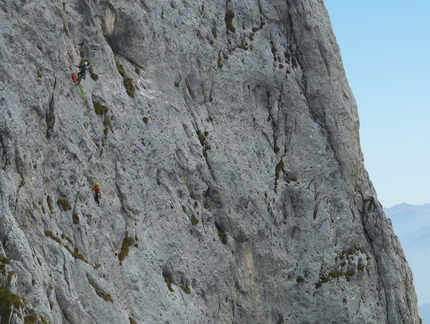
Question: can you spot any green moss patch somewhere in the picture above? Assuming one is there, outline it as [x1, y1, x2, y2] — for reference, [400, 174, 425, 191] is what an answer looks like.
[344, 270, 356, 277]
[45, 114, 54, 137]
[45, 230, 90, 264]
[57, 199, 71, 211]
[72, 212, 79, 224]
[296, 276, 304, 283]
[329, 271, 342, 280]
[203, 199, 211, 211]
[217, 229, 227, 245]
[0, 254, 10, 264]
[238, 41, 249, 50]
[206, 36, 214, 45]
[103, 115, 111, 138]
[87, 275, 113, 302]
[225, 11, 236, 33]
[165, 277, 174, 292]
[315, 246, 369, 288]
[118, 231, 135, 261]
[67, 246, 89, 263]
[275, 161, 285, 180]
[116, 64, 126, 77]
[93, 100, 109, 115]
[123, 78, 135, 98]
[180, 285, 191, 294]
[196, 130, 212, 158]
[44, 230, 62, 245]
[196, 130, 206, 145]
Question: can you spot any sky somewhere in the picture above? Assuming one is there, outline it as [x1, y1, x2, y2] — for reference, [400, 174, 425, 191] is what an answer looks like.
[323, 1, 430, 208]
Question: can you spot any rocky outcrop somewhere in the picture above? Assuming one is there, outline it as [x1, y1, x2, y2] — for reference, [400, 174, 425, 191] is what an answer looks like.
[0, 0, 419, 323]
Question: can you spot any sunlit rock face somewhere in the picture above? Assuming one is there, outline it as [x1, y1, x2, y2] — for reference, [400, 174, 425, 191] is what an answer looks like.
[0, 0, 419, 323]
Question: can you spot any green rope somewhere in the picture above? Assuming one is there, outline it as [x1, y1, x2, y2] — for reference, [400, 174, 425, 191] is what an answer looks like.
[78, 84, 87, 105]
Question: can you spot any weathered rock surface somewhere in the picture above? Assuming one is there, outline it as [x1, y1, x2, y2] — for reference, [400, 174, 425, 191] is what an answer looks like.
[0, 0, 420, 323]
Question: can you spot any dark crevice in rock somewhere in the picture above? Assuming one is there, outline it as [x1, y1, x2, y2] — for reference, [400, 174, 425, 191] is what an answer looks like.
[0, 134, 7, 167]
[46, 77, 57, 138]
[316, 39, 331, 77]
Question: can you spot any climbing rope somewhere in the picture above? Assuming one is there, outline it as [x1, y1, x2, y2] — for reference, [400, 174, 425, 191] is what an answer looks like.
[77, 83, 87, 105]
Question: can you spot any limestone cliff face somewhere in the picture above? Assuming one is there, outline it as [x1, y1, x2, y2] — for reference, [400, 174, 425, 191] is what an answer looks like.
[0, 0, 419, 323]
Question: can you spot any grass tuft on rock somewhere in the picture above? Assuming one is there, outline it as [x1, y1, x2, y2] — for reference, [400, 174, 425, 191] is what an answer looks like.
[0, 287, 25, 322]
[24, 314, 38, 323]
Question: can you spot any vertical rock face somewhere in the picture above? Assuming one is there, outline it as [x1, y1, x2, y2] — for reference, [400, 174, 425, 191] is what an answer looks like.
[0, 0, 419, 323]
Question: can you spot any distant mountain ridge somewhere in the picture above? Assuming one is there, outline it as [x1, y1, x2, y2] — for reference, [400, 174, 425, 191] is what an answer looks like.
[385, 202, 430, 239]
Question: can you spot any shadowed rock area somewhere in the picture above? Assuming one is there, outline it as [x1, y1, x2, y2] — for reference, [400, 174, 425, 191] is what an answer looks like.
[0, 0, 420, 323]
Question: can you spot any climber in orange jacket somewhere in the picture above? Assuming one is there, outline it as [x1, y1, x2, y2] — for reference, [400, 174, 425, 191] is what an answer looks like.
[89, 182, 102, 207]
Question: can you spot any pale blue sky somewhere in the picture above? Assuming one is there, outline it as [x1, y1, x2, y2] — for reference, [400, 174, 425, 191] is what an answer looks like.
[324, 1, 430, 208]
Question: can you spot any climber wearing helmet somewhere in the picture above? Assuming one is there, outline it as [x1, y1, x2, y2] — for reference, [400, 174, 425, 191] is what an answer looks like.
[89, 182, 102, 207]
[76, 61, 90, 85]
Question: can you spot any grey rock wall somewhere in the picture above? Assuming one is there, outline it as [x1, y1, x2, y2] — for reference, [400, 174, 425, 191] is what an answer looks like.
[0, 0, 420, 323]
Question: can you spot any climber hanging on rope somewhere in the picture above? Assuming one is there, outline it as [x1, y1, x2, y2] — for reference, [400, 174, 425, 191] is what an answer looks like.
[76, 61, 90, 85]
[89, 182, 102, 207]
